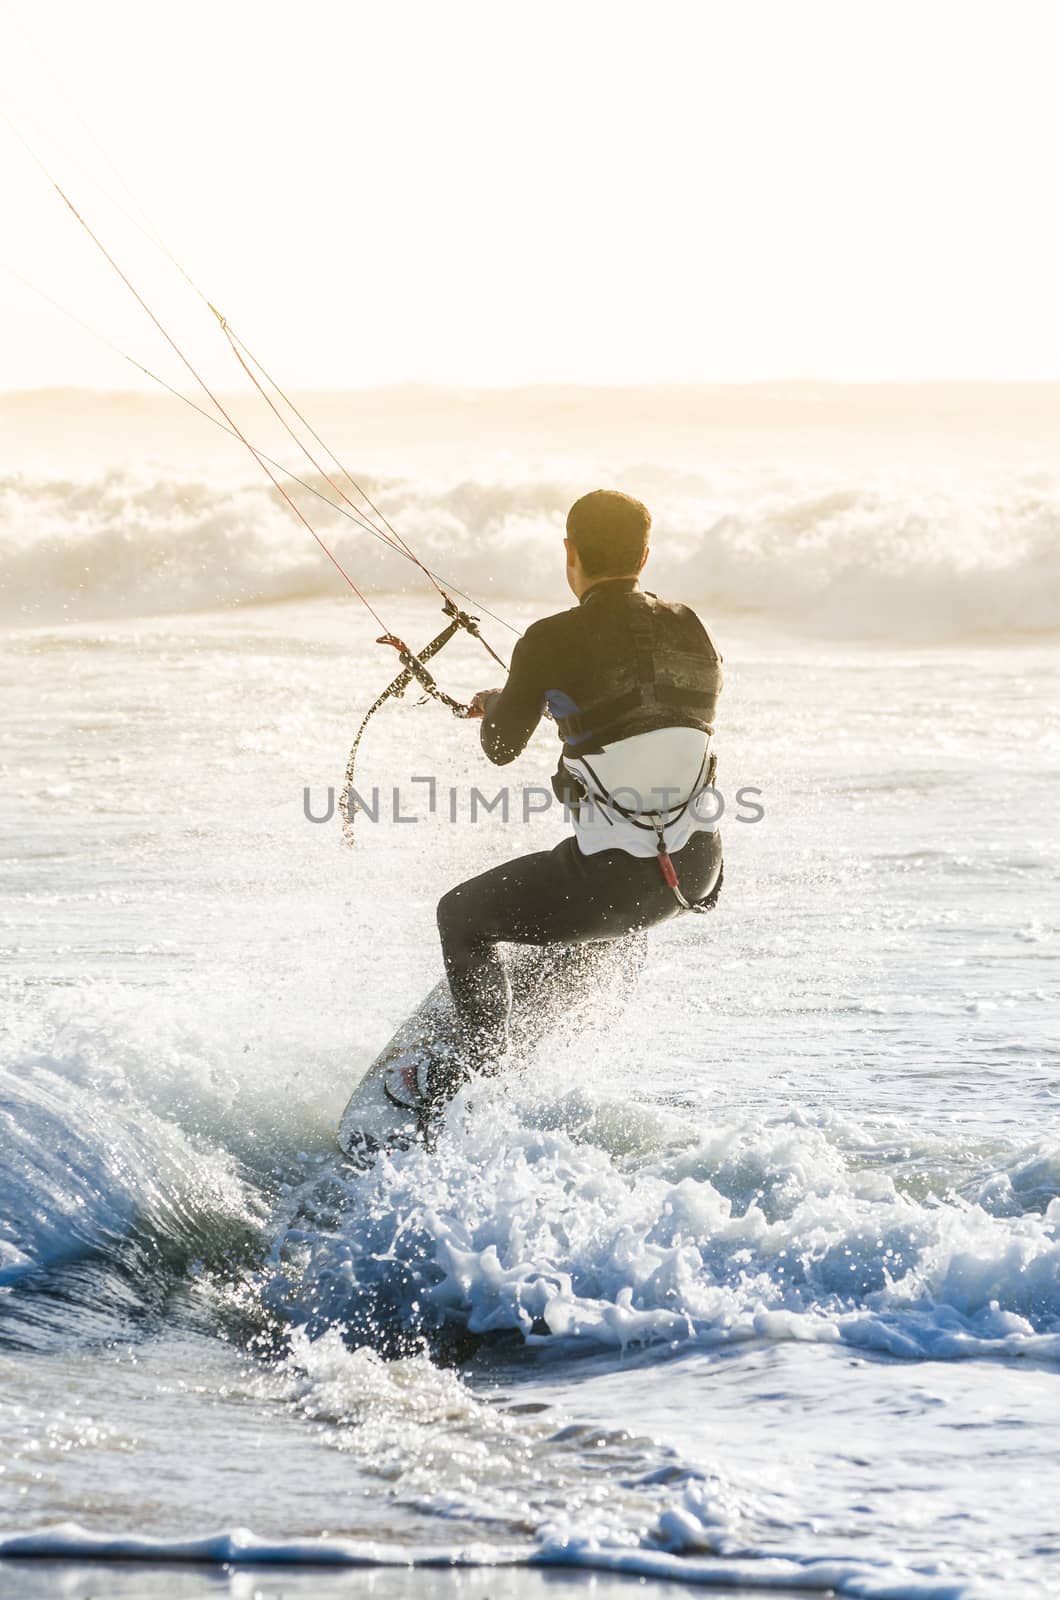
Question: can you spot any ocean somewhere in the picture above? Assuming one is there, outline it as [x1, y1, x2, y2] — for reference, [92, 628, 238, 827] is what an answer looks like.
[2, 387, 1059, 1598]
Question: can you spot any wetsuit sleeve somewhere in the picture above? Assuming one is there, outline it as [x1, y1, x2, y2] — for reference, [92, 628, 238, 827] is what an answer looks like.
[479, 632, 546, 765]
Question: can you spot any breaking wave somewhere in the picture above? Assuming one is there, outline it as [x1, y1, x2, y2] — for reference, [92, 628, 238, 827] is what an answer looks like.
[263, 1083, 1060, 1364]
[7, 983, 1059, 1364]
[5, 460, 1060, 638]
[4, 989, 1057, 1597]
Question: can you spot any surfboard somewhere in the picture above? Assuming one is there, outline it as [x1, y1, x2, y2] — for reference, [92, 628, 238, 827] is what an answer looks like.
[338, 977, 457, 1160]
[338, 936, 647, 1163]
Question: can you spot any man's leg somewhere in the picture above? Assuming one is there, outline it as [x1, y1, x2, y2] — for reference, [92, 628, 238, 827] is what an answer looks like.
[436, 831, 722, 1069]
[436, 842, 575, 1067]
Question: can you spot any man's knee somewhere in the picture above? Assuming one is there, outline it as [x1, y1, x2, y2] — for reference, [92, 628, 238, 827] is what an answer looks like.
[437, 885, 469, 957]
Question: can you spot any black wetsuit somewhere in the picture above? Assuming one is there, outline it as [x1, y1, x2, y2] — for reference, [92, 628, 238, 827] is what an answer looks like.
[437, 577, 723, 1063]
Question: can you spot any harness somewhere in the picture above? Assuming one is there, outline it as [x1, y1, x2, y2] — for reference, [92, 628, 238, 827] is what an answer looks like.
[550, 594, 724, 913]
[568, 745, 722, 913]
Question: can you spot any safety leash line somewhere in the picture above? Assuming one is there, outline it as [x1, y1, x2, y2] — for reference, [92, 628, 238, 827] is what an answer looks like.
[338, 613, 472, 845]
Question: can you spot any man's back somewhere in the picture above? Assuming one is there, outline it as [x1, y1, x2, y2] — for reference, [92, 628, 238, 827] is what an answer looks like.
[482, 577, 722, 765]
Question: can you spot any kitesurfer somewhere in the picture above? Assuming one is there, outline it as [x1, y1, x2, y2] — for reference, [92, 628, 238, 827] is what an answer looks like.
[429, 489, 723, 1095]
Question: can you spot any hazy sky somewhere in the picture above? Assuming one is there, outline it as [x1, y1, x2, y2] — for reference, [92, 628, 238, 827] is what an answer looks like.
[2, 0, 1059, 390]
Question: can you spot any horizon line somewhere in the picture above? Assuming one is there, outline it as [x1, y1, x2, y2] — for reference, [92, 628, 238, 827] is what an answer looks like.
[8, 376, 1060, 400]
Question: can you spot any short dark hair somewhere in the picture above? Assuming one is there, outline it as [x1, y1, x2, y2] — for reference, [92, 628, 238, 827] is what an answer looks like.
[566, 490, 651, 579]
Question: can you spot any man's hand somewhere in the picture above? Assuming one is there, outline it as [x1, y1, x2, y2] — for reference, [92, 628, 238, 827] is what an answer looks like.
[466, 688, 502, 720]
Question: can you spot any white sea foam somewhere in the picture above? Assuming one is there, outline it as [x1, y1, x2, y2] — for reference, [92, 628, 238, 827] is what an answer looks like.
[263, 1085, 1060, 1363]
[0, 1496, 1035, 1598]
[4, 458, 1060, 637]
[8, 980, 1057, 1360]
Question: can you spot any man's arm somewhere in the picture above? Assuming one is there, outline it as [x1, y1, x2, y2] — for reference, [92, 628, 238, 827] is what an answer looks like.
[476, 634, 546, 766]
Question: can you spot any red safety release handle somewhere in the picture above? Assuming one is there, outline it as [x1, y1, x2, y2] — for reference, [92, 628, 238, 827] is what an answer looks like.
[657, 848, 678, 890]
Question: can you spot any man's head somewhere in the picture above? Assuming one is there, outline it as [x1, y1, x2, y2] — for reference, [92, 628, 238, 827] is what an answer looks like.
[564, 489, 651, 598]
